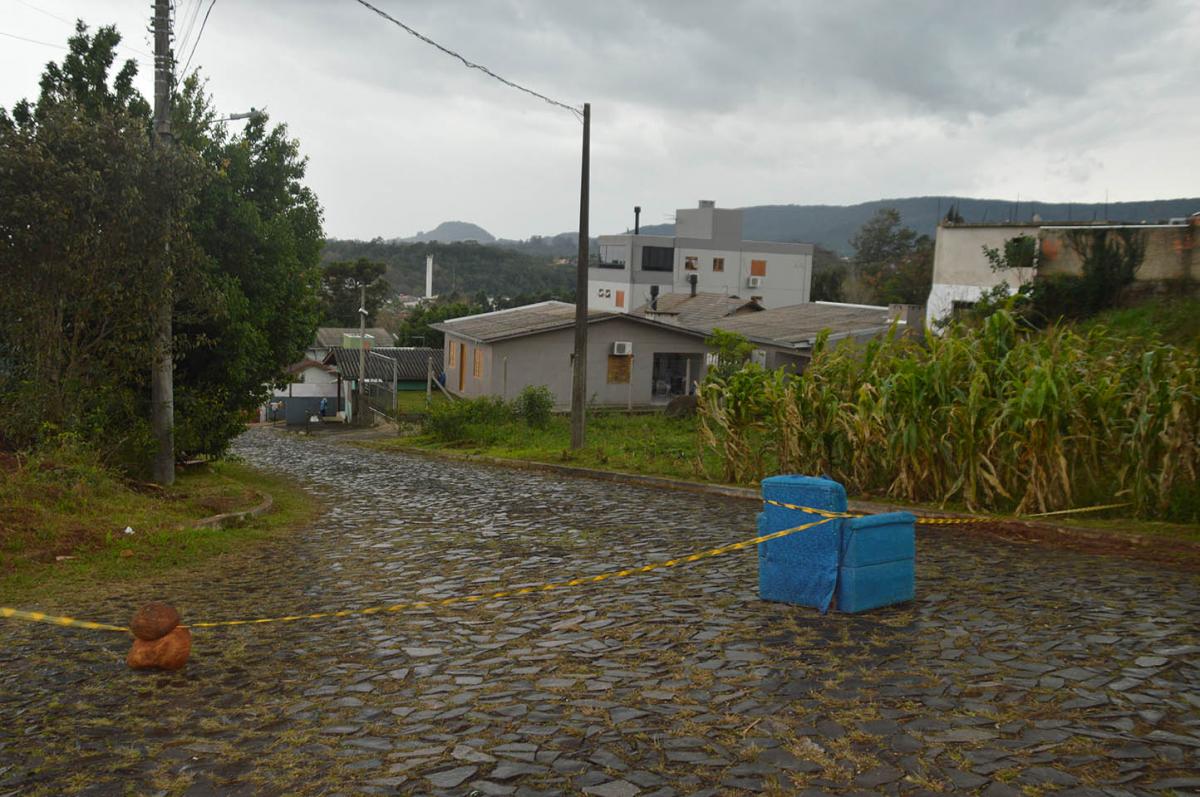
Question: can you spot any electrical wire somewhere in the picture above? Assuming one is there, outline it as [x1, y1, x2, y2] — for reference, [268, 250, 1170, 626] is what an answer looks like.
[0, 28, 151, 65]
[175, 0, 203, 58]
[7, 0, 154, 58]
[178, 0, 215, 82]
[350, 0, 582, 121]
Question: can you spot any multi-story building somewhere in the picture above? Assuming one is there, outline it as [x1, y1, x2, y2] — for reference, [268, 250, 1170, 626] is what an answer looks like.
[589, 200, 813, 312]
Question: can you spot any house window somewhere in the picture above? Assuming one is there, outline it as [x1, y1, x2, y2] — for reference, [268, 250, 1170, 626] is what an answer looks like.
[712, 257, 724, 272]
[473, 349, 483, 379]
[641, 246, 674, 272]
[616, 290, 625, 309]
[607, 355, 631, 384]
[750, 259, 767, 277]
[951, 300, 977, 318]
[684, 256, 698, 271]
[448, 343, 457, 367]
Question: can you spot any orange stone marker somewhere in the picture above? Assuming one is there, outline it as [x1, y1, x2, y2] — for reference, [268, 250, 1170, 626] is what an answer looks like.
[127, 602, 191, 670]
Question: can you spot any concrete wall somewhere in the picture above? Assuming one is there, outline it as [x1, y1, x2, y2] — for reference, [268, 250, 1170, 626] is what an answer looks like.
[1038, 224, 1197, 282]
[445, 318, 713, 408]
[273, 365, 339, 399]
[926, 224, 1041, 325]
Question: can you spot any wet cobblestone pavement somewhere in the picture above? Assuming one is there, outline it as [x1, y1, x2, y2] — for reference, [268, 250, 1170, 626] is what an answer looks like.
[2, 428, 1199, 796]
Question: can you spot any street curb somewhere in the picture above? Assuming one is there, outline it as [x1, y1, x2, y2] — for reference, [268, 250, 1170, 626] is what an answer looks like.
[356, 441, 1200, 553]
[194, 491, 274, 529]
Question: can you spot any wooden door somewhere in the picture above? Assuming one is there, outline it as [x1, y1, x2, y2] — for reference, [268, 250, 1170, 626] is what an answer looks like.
[458, 343, 466, 392]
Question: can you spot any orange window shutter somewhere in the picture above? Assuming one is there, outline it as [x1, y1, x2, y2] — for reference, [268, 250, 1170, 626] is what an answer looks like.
[751, 259, 767, 277]
[616, 290, 625, 308]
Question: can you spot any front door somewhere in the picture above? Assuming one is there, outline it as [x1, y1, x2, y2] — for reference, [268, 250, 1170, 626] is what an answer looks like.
[458, 343, 466, 392]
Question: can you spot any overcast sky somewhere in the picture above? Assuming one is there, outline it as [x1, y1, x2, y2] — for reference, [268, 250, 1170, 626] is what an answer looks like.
[3, 0, 1198, 240]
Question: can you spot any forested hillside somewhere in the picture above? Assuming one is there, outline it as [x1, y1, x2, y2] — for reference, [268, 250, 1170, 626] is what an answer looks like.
[322, 239, 575, 299]
[636, 197, 1200, 254]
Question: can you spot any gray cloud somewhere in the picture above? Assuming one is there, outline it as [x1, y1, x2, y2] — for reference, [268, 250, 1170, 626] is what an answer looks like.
[1, 0, 1197, 240]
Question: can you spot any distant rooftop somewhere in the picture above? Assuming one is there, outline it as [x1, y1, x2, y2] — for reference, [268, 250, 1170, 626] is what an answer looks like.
[314, 327, 396, 348]
[432, 301, 617, 343]
[323, 347, 441, 381]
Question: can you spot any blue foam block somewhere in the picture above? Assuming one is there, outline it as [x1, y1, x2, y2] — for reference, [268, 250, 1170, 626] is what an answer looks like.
[758, 476, 845, 613]
[840, 512, 916, 567]
[836, 559, 915, 613]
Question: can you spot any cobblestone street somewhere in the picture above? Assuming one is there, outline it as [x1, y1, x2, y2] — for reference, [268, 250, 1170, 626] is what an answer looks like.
[2, 428, 1198, 796]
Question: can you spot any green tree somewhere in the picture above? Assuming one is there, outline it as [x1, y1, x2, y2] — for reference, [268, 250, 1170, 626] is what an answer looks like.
[0, 23, 324, 464]
[396, 300, 486, 348]
[704, 329, 756, 382]
[850, 208, 934, 305]
[0, 23, 202, 463]
[319, 257, 389, 326]
[811, 246, 847, 302]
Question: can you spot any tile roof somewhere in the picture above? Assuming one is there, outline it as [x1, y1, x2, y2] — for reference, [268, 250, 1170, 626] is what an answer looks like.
[315, 327, 396, 348]
[324, 347, 442, 381]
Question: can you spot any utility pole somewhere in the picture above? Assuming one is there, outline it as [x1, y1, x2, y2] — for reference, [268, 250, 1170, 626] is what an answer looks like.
[570, 102, 590, 450]
[357, 283, 367, 426]
[151, 0, 175, 485]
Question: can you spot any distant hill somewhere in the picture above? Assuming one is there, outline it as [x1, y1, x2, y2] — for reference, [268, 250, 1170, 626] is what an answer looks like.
[636, 197, 1200, 255]
[322, 239, 574, 300]
[397, 221, 495, 244]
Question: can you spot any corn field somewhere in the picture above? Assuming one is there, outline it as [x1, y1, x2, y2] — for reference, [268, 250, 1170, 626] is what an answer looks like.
[697, 310, 1199, 520]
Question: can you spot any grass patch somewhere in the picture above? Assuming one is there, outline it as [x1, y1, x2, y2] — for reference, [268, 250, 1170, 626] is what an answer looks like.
[1081, 296, 1200, 349]
[366, 410, 718, 482]
[0, 446, 320, 604]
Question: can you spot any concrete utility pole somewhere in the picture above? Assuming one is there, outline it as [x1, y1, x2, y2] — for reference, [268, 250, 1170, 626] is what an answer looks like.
[357, 284, 367, 426]
[150, 0, 175, 485]
[570, 102, 590, 450]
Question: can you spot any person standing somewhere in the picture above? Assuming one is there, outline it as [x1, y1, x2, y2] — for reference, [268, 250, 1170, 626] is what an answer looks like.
[319, 397, 328, 419]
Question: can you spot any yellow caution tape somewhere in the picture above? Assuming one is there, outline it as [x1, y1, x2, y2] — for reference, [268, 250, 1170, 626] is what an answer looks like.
[0, 606, 128, 633]
[763, 499, 991, 525]
[1, 516, 837, 634]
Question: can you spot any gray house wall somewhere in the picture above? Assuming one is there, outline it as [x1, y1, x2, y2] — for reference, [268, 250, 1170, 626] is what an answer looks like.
[444, 318, 714, 408]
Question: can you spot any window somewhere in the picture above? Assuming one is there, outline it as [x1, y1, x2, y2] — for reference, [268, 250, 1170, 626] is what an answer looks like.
[641, 246, 674, 272]
[473, 349, 483, 379]
[712, 257, 725, 272]
[684, 256, 698, 271]
[448, 343, 457, 367]
[951, 300, 977, 318]
[750, 259, 767, 277]
[616, 290, 625, 309]
[607, 355, 631, 384]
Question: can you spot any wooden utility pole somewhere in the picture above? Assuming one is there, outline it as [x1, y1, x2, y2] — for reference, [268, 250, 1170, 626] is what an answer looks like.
[150, 0, 175, 485]
[570, 102, 590, 449]
[357, 284, 367, 425]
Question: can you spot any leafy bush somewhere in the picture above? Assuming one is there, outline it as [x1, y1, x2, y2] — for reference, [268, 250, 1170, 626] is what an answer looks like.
[513, 385, 554, 428]
[698, 309, 1199, 521]
[423, 396, 514, 444]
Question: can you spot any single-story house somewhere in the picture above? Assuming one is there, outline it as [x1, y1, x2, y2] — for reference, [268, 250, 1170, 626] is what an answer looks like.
[433, 296, 903, 409]
[264, 359, 342, 425]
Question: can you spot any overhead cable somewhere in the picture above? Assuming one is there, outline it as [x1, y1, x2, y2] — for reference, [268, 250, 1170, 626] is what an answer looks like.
[350, 0, 582, 121]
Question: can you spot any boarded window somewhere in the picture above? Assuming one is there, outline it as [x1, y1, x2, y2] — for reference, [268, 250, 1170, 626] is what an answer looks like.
[473, 349, 483, 379]
[448, 343, 457, 367]
[750, 259, 767, 277]
[712, 257, 724, 272]
[615, 290, 625, 309]
[607, 354, 631, 384]
[641, 245, 674, 271]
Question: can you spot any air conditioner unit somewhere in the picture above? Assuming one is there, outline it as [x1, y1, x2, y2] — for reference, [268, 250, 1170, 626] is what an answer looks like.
[746, 275, 764, 288]
[612, 341, 633, 356]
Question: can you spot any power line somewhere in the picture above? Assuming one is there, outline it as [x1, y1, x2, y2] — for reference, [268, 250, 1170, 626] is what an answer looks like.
[350, 0, 582, 121]
[178, 0, 216, 82]
[175, 0, 203, 61]
[6, 0, 154, 58]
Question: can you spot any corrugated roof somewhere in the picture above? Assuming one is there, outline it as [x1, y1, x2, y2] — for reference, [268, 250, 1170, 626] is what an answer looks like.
[315, 327, 396, 348]
[432, 301, 620, 343]
[630, 293, 761, 328]
[710, 302, 896, 345]
[324, 347, 441, 381]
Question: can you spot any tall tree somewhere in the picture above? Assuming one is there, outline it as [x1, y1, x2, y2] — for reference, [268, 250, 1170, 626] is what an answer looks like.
[319, 257, 389, 326]
[850, 208, 934, 305]
[0, 23, 324, 464]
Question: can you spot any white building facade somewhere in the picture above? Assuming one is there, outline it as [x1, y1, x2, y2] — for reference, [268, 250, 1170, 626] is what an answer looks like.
[589, 201, 813, 313]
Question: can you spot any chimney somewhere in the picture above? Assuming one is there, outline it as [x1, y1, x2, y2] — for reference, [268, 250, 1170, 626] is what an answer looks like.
[425, 255, 433, 299]
[649, 284, 659, 311]
[688, 273, 698, 297]
[698, 200, 715, 209]
[634, 206, 641, 235]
